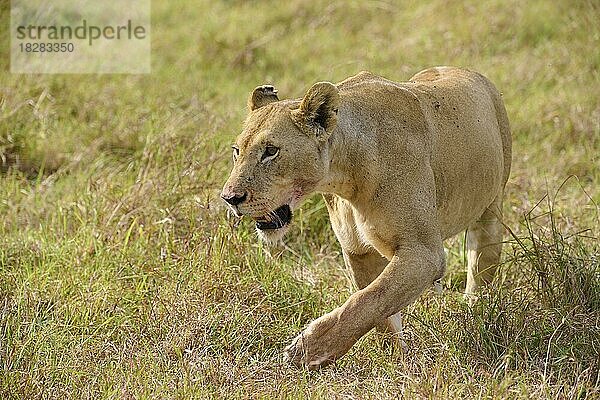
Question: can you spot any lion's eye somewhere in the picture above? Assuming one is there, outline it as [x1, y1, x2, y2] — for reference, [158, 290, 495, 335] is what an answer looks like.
[261, 145, 280, 163]
[232, 145, 240, 161]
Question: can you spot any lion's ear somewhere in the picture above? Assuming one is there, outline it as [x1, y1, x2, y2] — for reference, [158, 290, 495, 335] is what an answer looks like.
[291, 82, 339, 141]
[248, 85, 279, 111]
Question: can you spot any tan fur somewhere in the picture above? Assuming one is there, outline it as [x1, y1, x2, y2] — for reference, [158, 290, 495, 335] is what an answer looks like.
[222, 66, 511, 369]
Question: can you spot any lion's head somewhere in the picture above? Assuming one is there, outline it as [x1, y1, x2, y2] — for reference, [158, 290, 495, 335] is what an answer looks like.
[221, 82, 340, 242]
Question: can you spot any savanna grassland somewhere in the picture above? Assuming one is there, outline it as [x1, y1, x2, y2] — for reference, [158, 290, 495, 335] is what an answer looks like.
[1, 0, 599, 398]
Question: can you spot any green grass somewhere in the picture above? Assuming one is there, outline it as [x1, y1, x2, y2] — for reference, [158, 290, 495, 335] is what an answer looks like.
[1, 0, 599, 398]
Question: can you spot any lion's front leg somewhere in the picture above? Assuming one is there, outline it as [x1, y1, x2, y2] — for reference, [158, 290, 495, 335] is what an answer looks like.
[284, 244, 444, 369]
[283, 308, 361, 369]
[283, 291, 382, 369]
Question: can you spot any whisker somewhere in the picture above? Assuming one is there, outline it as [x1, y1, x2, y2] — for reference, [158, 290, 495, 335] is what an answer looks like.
[269, 210, 283, 226]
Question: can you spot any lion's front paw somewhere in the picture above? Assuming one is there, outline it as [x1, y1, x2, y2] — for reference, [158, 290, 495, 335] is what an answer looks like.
[283, 311, 357, 370]
[283, 334, 335, 370]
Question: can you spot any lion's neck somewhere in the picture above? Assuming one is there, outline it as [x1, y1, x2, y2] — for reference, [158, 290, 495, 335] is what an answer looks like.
[316, 119, 372, 201]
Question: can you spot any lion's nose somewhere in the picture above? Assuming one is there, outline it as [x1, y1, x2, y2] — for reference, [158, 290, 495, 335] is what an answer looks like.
[221, 191, 247, 206]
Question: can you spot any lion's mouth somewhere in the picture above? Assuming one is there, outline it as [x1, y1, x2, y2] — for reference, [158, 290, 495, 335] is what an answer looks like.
[254, 204, 292, 230]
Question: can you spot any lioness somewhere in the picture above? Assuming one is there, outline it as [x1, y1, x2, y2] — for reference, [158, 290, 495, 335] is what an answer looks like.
[221, 67, 511, 369]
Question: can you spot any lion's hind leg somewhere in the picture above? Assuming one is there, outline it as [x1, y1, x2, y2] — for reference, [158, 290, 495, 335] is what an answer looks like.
[465, 194, 504, 295]
[383, 311, 408, 351]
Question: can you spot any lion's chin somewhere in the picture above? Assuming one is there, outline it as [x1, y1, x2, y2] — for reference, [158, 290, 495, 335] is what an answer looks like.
[256, 225, 290, 245]
[252, 204, 293, 245]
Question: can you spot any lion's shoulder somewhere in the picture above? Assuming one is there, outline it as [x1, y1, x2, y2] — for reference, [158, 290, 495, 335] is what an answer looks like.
[338, 70, 405, 90]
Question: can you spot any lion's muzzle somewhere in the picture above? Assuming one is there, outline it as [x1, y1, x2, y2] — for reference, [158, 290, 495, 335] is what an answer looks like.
[255, 204, 292, 231]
